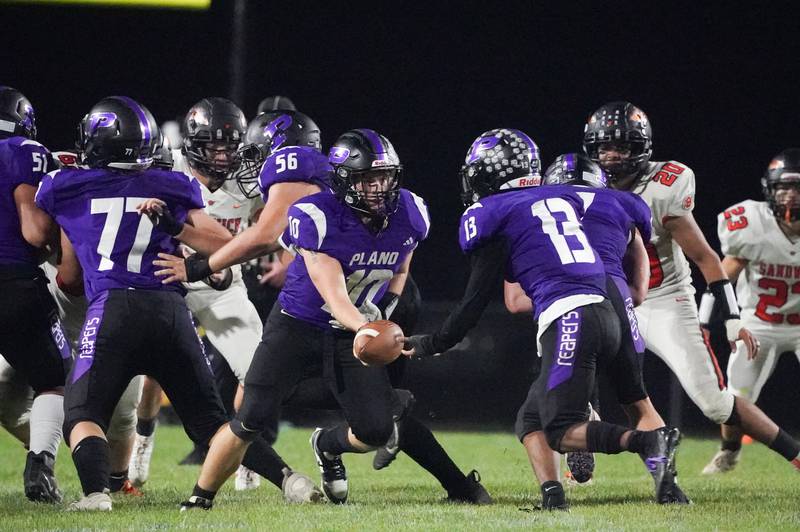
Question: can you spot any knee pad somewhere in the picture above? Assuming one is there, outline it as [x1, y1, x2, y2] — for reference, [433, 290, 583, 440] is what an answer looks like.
[230, 418, 263, 443]
[693, 387, 735, 425]
[515, 404, 543, 443]
[352, 420, 394, 448]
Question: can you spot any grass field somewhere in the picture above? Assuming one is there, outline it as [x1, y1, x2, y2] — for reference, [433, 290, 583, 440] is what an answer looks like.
[0, 425, 797, 531]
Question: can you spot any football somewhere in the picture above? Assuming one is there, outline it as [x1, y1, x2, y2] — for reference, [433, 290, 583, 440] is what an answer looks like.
[353, 320, 404, 366]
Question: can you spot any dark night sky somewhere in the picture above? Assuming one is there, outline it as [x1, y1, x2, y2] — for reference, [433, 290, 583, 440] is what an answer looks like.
[3, 1, 799, 299]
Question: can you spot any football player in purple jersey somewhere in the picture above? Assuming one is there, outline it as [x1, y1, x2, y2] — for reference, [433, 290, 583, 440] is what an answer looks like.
[0, 86, 68, 504]
[403, 130, 683, 508]
[34, 96, 300, 511]
[174, 129, 490, 509]
[506, 153, 688, 505]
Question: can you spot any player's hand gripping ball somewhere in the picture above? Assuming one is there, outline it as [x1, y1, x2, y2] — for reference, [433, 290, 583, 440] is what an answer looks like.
[353, 320, 404, 366]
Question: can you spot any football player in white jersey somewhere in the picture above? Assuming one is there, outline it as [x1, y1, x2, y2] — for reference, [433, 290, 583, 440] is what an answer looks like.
[583, 102, 800, 472]
[704, 149, 800, 473]
[130, 98, 266, 490]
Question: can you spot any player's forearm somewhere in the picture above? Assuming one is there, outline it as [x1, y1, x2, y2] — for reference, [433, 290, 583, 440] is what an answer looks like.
[693, 250, 728, 284]
[208, 225, 280, 273]
[175, 223, 232, 256]
[504, 281, 532, 314]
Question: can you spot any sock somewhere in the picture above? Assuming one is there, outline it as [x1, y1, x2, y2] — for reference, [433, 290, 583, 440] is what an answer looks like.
[72, 436, 110, 495]
[721, 438, 742, 453]
[109, 469, 128, 492]
[769, 429, 800, 462]
[625, 429, 658, 455]
[399, 416, 466, 492]
[29, 394, 63, 457]
[316, 424, 357, 456]
[241, 437, 289, 489]
[584, 421, 627, 454]
[136, 417, 157, 437]
[191, 483, 217, 501]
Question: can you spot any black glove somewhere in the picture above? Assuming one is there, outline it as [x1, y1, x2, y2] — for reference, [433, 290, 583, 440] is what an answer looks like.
[148, 204, 184, 236]
[203, 268, 233, 291]
[376, 291, 400, 320]
[403, 334, 440, 358]
[184, 254, 213, 283]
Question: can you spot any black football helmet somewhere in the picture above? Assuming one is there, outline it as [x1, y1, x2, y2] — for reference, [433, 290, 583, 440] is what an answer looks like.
[234, 110, 321, 198]
[182, 97, 247, 189]
[0, 86, 36, 139]
[583, 101, 652, 180]
[329, 129, 402, 224]
[78, 96, 159, 170]
[543, 153, 608, 188]
[459, 128, 541, 206]
[762, 148, 800, 223]
[256, 95, 296, 114]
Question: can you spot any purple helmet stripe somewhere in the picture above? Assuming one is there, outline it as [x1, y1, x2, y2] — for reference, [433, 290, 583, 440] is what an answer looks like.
[116, 96, 151, 155]
[357, 128, 386, 161]
[564, 152, 576, 172]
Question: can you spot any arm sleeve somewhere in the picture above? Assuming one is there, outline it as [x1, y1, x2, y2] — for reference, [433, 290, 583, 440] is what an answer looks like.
[33, 171, 57, 215]
[15, 141, 52, 187]
[430, 239, 507, 352]
[631, 194, 653, 243]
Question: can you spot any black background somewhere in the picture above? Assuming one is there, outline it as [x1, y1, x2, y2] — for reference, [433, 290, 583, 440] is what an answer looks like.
[3, 1, 798, 430]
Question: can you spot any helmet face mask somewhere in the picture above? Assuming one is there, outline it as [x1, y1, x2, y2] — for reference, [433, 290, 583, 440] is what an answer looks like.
[182, 97, 247, 189]
[234, 110, 322, 199]
[77, 96, 159, 170]
[0, 86, 36, 140]
[329, 129, 402, 229]
[583, 102, 652, 181]
[459, 128, 541, 206]
[762, 148, 800, 224]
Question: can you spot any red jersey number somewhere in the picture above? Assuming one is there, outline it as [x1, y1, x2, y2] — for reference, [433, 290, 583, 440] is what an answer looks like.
[723, 205, 748, 231]
[651, 162, 685, 187]
[754, 278, 800, 324]
[645, 242, 663, 289]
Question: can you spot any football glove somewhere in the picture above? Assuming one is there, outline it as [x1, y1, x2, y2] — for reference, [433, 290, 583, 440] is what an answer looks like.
[403, 334, 440, 358]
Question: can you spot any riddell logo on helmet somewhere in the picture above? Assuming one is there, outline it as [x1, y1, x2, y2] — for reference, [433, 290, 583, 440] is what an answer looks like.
[371, 159, 391, 167]
[518, 176, 540, 187]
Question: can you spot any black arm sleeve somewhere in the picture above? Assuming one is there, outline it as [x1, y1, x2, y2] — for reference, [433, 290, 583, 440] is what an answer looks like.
[430, 239, 508, 352]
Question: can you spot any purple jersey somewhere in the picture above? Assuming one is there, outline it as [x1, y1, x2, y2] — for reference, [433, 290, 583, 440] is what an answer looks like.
[35, 166, 204, 301]
[459, 185, 606, 320]
[577, 188, 652, 280]
[258, 146, 332, 203]
[0, 137, 52, 266]
[279, 189, 430, 329]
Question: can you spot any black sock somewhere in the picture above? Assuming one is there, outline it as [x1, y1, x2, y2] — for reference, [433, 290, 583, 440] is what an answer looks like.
[191, 483, 217, 501]
[399, 416, 467, 492]
[108, 469, 128, 492]
[721, 439, 742, 453]
[625, 430, 658, 455]
[136, 417, 157, 437]
[72, 436, 110, 495]
[585, 421, 627, 454]
[769, 429, 800, 461]
[316, 424, 357, 456]
[241, 437, 289, 489]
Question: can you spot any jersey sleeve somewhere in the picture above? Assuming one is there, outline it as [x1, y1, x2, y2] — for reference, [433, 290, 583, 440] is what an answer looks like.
[258, 147, 327, 201]
[13, 140, 52, 187]
[629, 193, 653, 243]
[458, 200, 501, 254]
[717, 200, 755, 258]
[662, 161, 695, 218]
[34, 169, 59, 216]
[403, 190, 431, 242]
[283, 199, 330, 253]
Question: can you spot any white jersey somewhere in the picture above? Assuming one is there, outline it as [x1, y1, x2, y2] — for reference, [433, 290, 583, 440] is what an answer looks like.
[171, 150, 264, 289]
[624, 160, 697, 298]
[717, 199, 800, 327]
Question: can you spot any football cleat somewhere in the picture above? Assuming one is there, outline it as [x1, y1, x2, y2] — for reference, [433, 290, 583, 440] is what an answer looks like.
[372, 421, 401, 470]
[702, 448, 740, 475]
[235, 465, 261, 491]
[539, 481, 569, 511]
[642, 427, 687, 504]
[310, 428, 348, 504]
[67, 491, 112, 512]
[791, 457, 800, 472]
[115, 479, 143, 497]
[446, 470, 493, 505]
[281, 470, 324, 503]
[24, 451, 62, 504]
[565, 403, 599, 484]
[129, 432, 156, 487]
[179, 495, 212, 511]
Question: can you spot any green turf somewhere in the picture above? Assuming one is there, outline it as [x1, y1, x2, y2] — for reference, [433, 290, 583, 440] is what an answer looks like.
[0, 425, 797, 531]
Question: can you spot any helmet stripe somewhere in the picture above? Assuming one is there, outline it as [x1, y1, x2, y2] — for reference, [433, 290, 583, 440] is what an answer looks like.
[116, 96, 151, 155]
[511, 129, 539, 160]
[358, 128, 386, 161]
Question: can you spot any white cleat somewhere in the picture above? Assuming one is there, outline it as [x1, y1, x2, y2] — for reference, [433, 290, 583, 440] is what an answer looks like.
[235, 465, 261, 491]
[282, 470, 324, 503]
[702, 448, 740, 474]
[67, 491, 112, 512]
[129, 432, 156, 487]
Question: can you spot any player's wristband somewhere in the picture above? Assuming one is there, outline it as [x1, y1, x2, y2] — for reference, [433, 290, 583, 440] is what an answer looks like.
[698, 291, 714, 327]
[184, 255, 213, 283]
[376, 292, 400, 320]
[708, 279, 741, 321]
